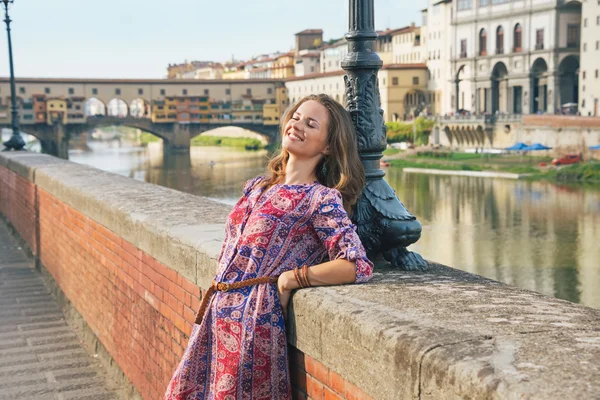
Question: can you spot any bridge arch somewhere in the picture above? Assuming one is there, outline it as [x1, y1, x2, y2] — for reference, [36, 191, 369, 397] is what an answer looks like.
[130, 98, 151, 119]
[107, 98, 129, 118]
[85, 98, 107, 117]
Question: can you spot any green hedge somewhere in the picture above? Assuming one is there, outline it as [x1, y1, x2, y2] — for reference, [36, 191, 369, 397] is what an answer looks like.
[190, 135, 264, 150]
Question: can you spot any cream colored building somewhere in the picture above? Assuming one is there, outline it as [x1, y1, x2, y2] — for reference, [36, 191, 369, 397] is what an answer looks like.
[580, 0, 600, 116]
[319, 40, 347, 73]
[295, 50, 321, 76]
[451, 0, 581, 115]
[390, 24, 426, 65]
[423, 0, 453, 115]
[286, 71, 347, 105]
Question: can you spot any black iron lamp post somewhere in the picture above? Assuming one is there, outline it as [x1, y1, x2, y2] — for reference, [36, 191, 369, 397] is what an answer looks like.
[2, 0, 25, 151]
[342, 0, 427, 270]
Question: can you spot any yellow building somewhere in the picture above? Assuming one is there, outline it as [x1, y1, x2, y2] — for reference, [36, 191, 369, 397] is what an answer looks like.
[378, 64, 431, 121]
[66, 97, 86, 124]
[263, 87, 289, 125]
[46, 98, 67, 125]
[271, 52, 295, 79]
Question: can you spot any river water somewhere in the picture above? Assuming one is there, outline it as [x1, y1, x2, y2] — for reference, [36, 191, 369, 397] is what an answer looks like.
[69, 139, 600, 309]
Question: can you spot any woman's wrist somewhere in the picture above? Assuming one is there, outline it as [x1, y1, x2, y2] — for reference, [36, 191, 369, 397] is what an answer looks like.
[280, 270, 300, 291]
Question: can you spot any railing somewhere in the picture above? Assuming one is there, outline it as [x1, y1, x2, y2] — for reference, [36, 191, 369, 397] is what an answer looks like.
[535, 43, 544, 50]
[436, 113, 523, 124]
[460, 52, 468, 58]
[496, 48, 504, 54]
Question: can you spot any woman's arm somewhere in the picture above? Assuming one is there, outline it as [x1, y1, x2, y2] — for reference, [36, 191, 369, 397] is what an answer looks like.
[277, 259, 356, 319]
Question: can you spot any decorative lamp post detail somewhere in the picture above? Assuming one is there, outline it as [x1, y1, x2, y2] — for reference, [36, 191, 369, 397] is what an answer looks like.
[2, 0, 25, 151]
[343, 0, 427, 270]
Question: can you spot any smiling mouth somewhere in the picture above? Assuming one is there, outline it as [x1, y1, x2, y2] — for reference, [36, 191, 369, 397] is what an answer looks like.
[287, 131, 304, 141]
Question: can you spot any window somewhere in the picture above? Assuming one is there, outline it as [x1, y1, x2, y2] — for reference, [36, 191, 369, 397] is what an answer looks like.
[513, 24, 522, 52]
[413, 77, 419, 85]
[204, 89, 209, 95]
[480, 0, 488, 5]
[457, 0, 471, 10]
[567, 24, 580, 48]
[479, 29, 487, 56]
[392, 77, 399, 85]
[597, 41, 599, 50]
[584, 18, 588, 28]
[583, 71, 586, 80]
[92, 88, 98, 95]
[138, 89, 143, 95]
[496, 26, 504, 54]
[160, 89, 166, 95]
[247, 88, 252, 95]
[536, 29, 544, 50]
[267, 88, 273, 94]
[115, 88, 121, 95]
[584, 43, 588, 51]
[19, 87, 25, 94]
[182, 89, 188, 95]
[596, 70, 599, 79]
[68, 88, 74, 95]
[226, 88, 231, 95]
[45, 87, 51, 94]
[460, 39, 467, 58]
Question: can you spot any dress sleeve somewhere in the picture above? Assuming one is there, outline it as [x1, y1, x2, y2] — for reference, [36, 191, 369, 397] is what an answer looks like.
[242, 176, 265, 196]
[310, 187, 374, 283]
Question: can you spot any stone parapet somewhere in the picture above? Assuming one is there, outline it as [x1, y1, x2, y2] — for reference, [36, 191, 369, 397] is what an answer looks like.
[0, 151, 599, 400]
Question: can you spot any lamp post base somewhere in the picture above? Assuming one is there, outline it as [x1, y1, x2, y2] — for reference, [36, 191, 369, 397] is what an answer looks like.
[3, 133, 26, 151]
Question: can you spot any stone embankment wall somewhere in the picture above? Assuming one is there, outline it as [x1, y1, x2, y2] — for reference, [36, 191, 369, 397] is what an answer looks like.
[518, 115, 600, 160]
[1, 152, 599, 400]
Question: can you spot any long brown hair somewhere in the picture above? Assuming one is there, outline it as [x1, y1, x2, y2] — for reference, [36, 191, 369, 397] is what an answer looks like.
[261, 94, 365, 210]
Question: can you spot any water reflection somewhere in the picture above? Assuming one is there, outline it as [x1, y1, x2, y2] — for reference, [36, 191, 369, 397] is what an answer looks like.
[386, 167, 600, 309]
[70, 139, 600, 309]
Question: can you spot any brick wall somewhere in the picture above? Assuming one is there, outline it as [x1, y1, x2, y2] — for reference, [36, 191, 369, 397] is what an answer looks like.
[0, 163, 369, 400]
[523, 115, 600, 128]
[0, 166, 37, 255]
[289, 347, 373, 400]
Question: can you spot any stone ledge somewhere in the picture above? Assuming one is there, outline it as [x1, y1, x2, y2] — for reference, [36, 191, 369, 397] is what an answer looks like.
[1, 152, 599, 399]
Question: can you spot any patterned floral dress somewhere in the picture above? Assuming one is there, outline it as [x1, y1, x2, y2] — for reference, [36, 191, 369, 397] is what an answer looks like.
[164, 176, 373, 400]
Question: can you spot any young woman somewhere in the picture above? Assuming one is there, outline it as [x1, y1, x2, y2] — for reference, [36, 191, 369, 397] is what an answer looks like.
[164, 94, 373, 400]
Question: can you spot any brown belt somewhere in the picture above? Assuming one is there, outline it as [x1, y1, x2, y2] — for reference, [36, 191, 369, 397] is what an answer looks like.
[194, 275, 279, 325]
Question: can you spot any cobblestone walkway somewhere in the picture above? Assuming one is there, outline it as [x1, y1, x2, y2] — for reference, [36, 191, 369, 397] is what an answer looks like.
[0, 219, 121, 400]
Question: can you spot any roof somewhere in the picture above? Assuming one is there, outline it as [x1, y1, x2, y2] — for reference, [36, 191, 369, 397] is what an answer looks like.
[300, 52, 320, 58]
[378, 25, 417, 37]
[381, 63, 428, 70]
[296, 29, 323, 35]
[1, 77, 286, 85]
[285, 70, 346, 82]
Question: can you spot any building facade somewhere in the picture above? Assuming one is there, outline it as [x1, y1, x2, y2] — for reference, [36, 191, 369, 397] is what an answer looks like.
[422, 0, 453, 115]
[320, 40, 347, 73]
[580, 0, 600, 116]
[285, 64, 431, 122]
[451, 0, 582, 115]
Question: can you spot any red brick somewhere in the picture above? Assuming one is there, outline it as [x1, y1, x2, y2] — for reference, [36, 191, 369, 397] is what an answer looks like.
[306, 375, 324, 400]
[305, 356, 329, 384]
[181, 277, 201, 298]
[344, 381, 374, 400]
[328, 371, 345, 395]
[324, 388, 343, 400]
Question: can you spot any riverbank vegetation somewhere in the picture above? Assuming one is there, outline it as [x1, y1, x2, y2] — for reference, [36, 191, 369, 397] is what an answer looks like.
[385, 117, 435, 146]
[190, 135, 264, 150]
[386, 152, 600, 184]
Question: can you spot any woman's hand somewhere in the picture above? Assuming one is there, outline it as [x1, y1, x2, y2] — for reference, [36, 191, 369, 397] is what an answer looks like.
[277, 271, 297, 320]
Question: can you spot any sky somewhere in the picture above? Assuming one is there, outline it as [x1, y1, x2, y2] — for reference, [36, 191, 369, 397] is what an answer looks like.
[0, 0, 422, 79]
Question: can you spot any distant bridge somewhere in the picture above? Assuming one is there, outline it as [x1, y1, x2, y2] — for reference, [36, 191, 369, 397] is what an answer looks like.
[2, 116, 280, 159]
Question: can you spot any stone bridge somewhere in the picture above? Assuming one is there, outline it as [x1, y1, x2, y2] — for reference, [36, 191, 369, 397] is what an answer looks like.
[3, 116, 280, 159]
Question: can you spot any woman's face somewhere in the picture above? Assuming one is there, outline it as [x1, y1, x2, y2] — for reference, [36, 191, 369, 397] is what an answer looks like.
[282, 100, 330, 160]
